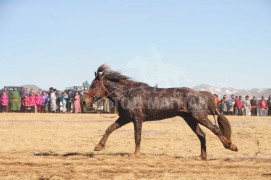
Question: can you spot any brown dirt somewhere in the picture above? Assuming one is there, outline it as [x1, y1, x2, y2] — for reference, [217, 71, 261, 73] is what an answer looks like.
[0, 113, 270, 179]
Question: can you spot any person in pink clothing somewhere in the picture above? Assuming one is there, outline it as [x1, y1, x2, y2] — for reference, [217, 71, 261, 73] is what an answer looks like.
[29, 92, 36, 113]
[35, 92, 42, 113]
[73, 92, 81, 113]
[0, 92, 9, 112]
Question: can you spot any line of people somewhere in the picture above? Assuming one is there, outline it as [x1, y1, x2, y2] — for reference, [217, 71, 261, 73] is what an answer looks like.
[0, 87, 82, 113]
[214, 94, 271, 116]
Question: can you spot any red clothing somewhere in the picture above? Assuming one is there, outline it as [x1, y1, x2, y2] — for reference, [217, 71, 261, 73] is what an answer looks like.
[29, 95, 36, 106]
[236, 99, 243, 109]
[215, 97, 219, 104]
[35, 95, 42, 106]
[22, 96, 30, 107]
[258, 100, 268, 109]
[1, 95, 8, 106]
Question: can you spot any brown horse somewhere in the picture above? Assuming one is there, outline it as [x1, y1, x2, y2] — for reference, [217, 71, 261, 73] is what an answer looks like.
[83, 64, 238, 160]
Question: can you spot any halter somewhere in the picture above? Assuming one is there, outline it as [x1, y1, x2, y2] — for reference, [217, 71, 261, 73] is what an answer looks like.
[83, 76, 110, 103]
[83, 76, 128, 104]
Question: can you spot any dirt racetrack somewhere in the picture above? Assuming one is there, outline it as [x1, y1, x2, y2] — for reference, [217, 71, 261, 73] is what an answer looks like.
[0, 113, 270, 180]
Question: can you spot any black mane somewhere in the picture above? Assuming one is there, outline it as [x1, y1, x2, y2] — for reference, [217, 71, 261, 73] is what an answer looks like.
[99, 65, 149, 87]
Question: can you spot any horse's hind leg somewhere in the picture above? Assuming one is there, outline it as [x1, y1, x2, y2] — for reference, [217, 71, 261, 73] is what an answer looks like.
[182, 115, 207, 160]
[94, 117, 130, 151]
[197, 117, 237, 151]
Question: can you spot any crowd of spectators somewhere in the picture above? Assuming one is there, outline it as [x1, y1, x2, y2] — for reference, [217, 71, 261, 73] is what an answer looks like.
[0, 86, 87, 113]
[214, 94, 271, 116]
[1, 85, 270, 116]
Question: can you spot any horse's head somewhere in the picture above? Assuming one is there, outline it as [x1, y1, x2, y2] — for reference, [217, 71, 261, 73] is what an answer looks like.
[83, 64, 109, 109]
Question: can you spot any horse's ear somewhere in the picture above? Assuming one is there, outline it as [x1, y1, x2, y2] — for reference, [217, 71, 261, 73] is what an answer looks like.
[97, 71, 101, 79]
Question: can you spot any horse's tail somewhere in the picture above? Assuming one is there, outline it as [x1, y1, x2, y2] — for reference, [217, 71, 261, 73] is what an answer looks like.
[215, 109, 232, 140]
[200, 91, 232, 141]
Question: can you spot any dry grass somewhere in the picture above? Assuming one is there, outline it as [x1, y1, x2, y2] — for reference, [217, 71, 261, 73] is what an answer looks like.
[0, 113, 270, 179]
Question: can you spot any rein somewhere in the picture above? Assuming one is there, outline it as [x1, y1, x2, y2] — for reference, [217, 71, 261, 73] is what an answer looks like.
[83, 78, 129, 118]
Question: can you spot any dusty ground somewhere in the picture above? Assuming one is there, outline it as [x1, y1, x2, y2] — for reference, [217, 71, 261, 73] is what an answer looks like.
[0, 113, 270, 180]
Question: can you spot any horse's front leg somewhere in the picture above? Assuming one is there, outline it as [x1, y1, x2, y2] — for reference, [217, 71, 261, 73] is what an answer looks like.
[94, 117, 129, 151]
[132, 117, 142, 156]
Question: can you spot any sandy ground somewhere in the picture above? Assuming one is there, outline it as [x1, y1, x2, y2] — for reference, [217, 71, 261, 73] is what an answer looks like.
[0, 113, 270, 180]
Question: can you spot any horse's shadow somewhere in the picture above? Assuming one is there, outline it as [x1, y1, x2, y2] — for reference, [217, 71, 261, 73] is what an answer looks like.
[33, 151, 130, 158]
[33, 151, 221, 161]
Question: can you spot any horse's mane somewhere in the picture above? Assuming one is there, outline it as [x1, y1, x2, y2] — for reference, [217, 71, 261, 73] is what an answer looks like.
[97, 64, 150, 87]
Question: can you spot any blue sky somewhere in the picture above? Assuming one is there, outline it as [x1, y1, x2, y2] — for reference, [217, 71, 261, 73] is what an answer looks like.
[0, 0, 270, 90]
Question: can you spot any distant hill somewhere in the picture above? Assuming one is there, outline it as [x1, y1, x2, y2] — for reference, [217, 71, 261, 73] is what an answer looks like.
[193, 84, 271, 98]
[22, 85, 44, 92]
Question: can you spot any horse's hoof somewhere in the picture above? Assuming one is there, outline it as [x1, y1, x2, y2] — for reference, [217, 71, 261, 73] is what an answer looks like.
[230, 144, 238, 152]
[193, 156, 206, 161]
[94, 145, 104, 151]
[128, 153, 141, 158]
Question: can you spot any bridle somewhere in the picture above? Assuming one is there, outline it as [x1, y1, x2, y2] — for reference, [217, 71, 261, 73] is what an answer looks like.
[83, 76, 110, 104]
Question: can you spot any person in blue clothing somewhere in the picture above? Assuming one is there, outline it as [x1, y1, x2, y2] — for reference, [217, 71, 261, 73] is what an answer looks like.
[60, 92, 68, 113]
[83, 81, 90, 90]
[227, 95, 235, 115]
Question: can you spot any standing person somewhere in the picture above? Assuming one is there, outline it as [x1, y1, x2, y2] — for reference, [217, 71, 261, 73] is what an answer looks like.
[83, 81, 90, 90]
[258, 96, 268, 116]
[60, 92, 68, 113]
[236, 96, 243, 116]
[73, 92, 81, 113]
[22, 95, 30, 112]
[47, 87, 53, 112]
[9, 87, 21, 112]
[214, 94, 220, 112]
[250, 96, 258, 116]
[80, 91, 84, 113]
[35, 92, 42, 113]
[221, 95, 228, 115]
[41, 91, 47, 113]
[29, 92, 36, 113]
[20, 88, 28, 112]
[267, 95, 271, 116]
[50, 89, 57, 113]
[234, 96, 239, 116]
[66, 90, 73, 113]
[227, 95, 235, 115]
[56, 91, 61, 113]
[0, 92, 9, 112]
[243, 95, 251, 116]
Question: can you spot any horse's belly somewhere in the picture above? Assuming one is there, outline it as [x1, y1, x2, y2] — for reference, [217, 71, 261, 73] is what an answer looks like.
[145, 109, 179, 121]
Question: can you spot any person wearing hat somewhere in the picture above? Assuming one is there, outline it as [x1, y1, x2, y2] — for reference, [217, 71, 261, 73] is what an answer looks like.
[258, 96, 268, 116]
[243, 95, 251, 116]
[250, 96, 258, 116]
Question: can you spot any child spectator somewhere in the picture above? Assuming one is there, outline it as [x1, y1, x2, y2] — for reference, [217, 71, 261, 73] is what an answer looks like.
[22, 95, 30, 112]
[0, 92, 9, 112]
[35, 92, 42, 113]
[60, 92, 68, 113]
[29, 92, 36, 113]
